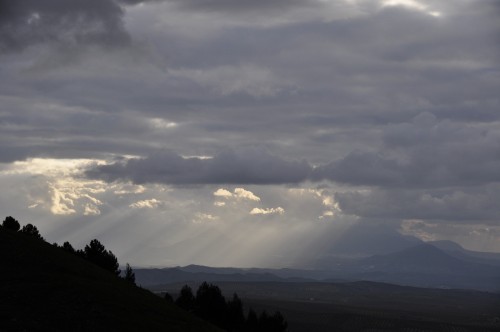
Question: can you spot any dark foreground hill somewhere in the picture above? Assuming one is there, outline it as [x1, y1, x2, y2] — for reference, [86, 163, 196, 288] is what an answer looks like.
[0, 228, 222, 332]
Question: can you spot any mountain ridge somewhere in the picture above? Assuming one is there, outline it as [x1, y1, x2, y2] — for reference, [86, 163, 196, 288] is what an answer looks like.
[135, 242, 500, 292]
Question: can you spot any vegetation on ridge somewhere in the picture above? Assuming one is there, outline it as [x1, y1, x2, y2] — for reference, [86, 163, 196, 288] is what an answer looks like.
[0, 216, 222, 332]
[0, 216, 288, 332]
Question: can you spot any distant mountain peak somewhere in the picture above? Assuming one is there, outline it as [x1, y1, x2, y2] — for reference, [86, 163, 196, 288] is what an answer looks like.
[428, 240, 465, 252]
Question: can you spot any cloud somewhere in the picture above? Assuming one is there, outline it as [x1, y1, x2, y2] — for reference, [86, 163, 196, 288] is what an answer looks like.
[84, 203, 101, 216]
[250, 207, 285, 215]
[85, 109, 500, 191]
[213, 188, 233, 198]
[234, 188, 260, 201]
[86, 148, 311, 185]
[169, 65, 289, 97]
[214, 187, 260, 201]
[381, 0, 442, 17]
[1, 0, 500, 263]
[0, 0, 131, 53]
[0, 158, 106, 216]
[313, 113, 500, 189]
[129, 198, 162, 209]
[335, 185, 500, 224]
[165, 0, 319, 14]
[192, 212, 219, 223]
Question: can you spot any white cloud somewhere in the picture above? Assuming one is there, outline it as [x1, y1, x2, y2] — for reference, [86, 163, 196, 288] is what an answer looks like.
[0, 158, 107, 216]
[84, 203, 101, 216]
[319, 210, 335, 219]
[250, 207, 285, 215]
[192, 212, 219, 223]
[214, 188, 233, 198]
[114, 184, 146, 195]
[381, 0, 442, 17]
[213, 187, 261, 201]
[149, 118, 178, 129]
[234, 188, 261, 201]
[129, 198, 162, 209]
[50, 185, 77, 215]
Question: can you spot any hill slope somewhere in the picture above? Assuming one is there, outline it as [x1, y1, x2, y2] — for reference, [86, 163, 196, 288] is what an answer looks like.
[0, 228, 222, 332]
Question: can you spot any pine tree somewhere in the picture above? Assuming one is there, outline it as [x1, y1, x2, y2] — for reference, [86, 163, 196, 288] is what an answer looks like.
[2, 216, 20, 231]
[123, 263, 136, 285]
[175, 285, 195, 311]
[84, 239, 120, 275]
[20, 224, 44, 241]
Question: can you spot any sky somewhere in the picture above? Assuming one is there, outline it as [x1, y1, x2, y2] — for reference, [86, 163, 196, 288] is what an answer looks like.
[1, 0, 499, 267]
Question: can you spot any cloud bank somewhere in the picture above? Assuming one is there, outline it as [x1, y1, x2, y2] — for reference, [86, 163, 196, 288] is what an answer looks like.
[1, 0, 500, 264]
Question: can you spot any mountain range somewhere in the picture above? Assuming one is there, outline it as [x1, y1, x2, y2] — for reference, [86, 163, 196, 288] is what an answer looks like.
[135, 240, 500, 292]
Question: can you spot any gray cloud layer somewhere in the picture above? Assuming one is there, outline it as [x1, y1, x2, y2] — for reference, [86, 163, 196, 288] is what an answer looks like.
[0, 0, 131, 53]
[86, 112, 500, 189]
[1, 0, 500, 255]
[86, 149, 311, 185]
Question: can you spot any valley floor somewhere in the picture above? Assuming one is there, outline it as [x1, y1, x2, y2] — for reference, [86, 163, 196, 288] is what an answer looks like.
[152, 281, 500, 332]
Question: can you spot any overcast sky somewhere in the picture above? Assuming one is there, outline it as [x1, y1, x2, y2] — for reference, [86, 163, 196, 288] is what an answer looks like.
[1, 0, 499, 267]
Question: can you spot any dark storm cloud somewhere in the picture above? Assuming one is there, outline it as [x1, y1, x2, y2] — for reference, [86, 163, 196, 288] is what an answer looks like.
[335, 185, 500, 224]
[86, 149, 311, 185]
[0, 0, 130, 52]
[116, 0, 320, 12]
[167, 0, 318, 13]
[84, 110, 500, 191]
[315, 113, 500, 188]
[315, 144, 500, 189]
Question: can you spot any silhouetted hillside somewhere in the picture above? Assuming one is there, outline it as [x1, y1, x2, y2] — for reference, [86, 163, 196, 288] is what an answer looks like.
[0, 227, 222, 332]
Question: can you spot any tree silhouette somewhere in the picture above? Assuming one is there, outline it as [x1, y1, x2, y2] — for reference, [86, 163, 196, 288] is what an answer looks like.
[62, 241, 76, 254]
[259, 310, 271, 331]
[227, 293, 245, 331]
[2, 216, 20, 231]
[195, 282, 228, 328]
[84, 239, 120, 275]
[175, 285, 195, 311]
[123, 263, 136, 285]
[245, 308, 259, 331]
[20, 224, 44, 241]
[164, 292, 174, 303]
[267, 311, 288, 332]
[171, 282, 288, 332]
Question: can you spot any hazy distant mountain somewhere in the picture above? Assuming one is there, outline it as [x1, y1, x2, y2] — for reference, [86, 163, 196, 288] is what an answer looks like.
[428, 240, 465, 252]
[180, 265, 334, 280]
[136, 241, 500, 292]
[361, 243, 469, 273]
[180, 264, 247, 275]
[322, 224, 423, 257]
[308, 224, 424, 270]
[328, 243, 500, 291]
[429, 240, 500, 266]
